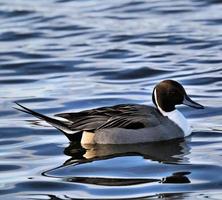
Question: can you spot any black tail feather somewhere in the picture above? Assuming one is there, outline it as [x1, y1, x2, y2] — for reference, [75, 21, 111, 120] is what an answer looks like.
[14, 102, 77, 141]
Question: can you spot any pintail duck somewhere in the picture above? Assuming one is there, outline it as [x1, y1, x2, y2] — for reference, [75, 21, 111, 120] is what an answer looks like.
[15, 80, 204, 144]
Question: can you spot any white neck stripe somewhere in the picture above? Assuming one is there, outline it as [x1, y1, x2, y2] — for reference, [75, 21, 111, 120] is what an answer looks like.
[154, 88, 191, 136]
[154, 88, 166, 115]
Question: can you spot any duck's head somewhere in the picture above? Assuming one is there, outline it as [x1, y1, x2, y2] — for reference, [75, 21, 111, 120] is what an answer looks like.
[152, 80, 204, 113]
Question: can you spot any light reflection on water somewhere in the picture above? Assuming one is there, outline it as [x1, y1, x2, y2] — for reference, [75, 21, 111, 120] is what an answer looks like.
[0, 0, 222, 199]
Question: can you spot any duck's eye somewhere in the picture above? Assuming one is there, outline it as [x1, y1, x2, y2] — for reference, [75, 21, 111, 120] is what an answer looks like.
[169, 90, 177, 95]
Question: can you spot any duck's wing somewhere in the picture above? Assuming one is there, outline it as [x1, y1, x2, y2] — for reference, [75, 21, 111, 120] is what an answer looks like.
[55, 104, 162, 131]
[96, 105, 161, 129]
[15, 103, 163, 142]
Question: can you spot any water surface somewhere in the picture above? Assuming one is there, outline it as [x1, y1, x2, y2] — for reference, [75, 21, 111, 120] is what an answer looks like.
[0, 0, 222, 199]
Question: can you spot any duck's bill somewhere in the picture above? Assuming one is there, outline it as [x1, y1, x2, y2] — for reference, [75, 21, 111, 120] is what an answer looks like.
[183, 95, 204, 109]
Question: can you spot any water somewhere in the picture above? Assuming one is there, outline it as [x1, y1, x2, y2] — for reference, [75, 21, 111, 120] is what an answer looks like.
[0, 0, 222, 199]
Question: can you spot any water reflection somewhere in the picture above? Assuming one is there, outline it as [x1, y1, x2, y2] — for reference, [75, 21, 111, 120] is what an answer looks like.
[161, 171, 191, 184]
[63, 171, 191, 186]
[44, 139, 191, 187]
[64, 138, 191, 165]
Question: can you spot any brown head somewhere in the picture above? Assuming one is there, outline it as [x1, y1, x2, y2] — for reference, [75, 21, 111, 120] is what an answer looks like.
[152, 80, 204, 112]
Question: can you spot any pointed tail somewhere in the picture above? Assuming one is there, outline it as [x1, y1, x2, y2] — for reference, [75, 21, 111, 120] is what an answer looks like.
[14, 102, 77, 141]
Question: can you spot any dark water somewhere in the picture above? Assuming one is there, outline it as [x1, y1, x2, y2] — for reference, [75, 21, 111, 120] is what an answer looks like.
[0, 0, 222, 199]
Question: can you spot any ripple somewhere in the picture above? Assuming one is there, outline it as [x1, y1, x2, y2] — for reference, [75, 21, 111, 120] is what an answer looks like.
[92, 49, 138, 59]
[0, 9, 34, 18]
[0, 78, 37, 84]
[0, 60, 90, 76]
[0, 165, 21, 172]
[0, 31, 43, 41]
[92, 67, 169, 80]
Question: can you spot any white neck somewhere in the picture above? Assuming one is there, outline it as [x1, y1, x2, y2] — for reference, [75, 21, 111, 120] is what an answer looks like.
[154, 89, 192, 136]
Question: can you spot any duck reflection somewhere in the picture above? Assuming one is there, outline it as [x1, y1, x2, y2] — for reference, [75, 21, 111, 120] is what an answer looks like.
[62, 139, 191, 186]
[63, 138, 191, 165]
[44, 138, 191, 187]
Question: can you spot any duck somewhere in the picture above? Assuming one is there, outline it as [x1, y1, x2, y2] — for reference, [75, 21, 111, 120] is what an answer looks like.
[15, 80, 204, 144]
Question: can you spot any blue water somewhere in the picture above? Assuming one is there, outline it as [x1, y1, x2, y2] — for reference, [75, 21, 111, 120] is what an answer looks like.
[0, 0, 222, 199]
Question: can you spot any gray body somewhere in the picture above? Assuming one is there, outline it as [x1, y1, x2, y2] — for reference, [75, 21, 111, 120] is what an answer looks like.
[94, 121, 183, 144]
[55, 104, 184, 144]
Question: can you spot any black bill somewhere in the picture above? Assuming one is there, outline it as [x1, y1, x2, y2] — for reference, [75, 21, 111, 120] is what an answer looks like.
[183, 95, 204, 109]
